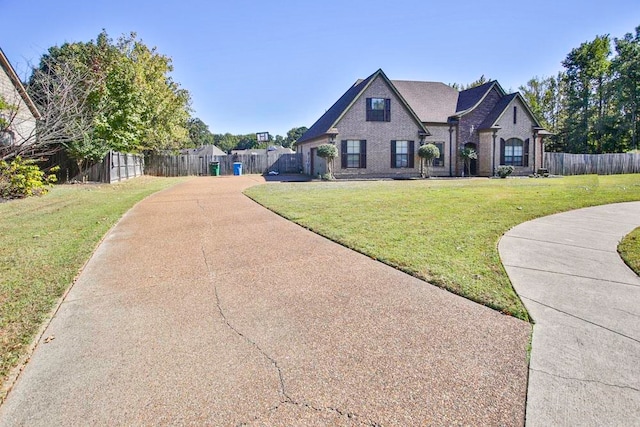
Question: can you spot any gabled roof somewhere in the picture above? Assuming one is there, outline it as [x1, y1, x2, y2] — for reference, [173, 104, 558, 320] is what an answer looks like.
[391, 80, 458, 123]
[455, 81, 505, 116]
[297, 73, 376, 144]
[478, 92, 543, 130]
[181, 145, 227, 156]
[0, 47, 41, 119]
[478, 93, 518, 130]
[297, 69, 428, 144]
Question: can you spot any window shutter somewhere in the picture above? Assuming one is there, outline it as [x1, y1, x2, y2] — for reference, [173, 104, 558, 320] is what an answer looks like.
[366, 98, 372, 121]
[385, 98, 391, 121]
[524, 138, 530, 166]
[391, 140, 397, 168]
[500, 138, 505, 165]
[408, 141, 415, 168]
[341, 140, 347, 168]
[360, 140, 367, 168]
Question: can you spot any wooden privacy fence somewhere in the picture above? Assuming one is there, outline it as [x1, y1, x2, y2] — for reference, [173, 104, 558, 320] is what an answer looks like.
[145, 152, 303, 177]
[42, 150, 144, 183]
[82, 151, 144, 183]
[544, 152, 640, 176]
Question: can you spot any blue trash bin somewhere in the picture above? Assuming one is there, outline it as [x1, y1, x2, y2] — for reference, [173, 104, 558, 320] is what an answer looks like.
[233, 162, 243, 176]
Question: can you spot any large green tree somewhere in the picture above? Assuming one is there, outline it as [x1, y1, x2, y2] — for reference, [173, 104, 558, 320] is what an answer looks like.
[187, 118, 215, 147]
[612, 26, 640, 151]
[561, 35, 612, 153]
[27, 31, 192, 171]
[285, 126, 308, 149]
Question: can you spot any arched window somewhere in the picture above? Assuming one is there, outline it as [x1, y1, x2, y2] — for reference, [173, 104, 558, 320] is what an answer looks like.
[504, 138, 524, 166]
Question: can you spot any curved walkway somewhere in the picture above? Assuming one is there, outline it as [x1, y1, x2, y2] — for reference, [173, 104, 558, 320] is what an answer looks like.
[0, 176, 530, 426]
[499, 201, 640, 427]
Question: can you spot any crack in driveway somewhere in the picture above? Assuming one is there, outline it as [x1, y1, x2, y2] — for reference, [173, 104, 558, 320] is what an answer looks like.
[530, 368, 640, 393]
[200, 245, 379, 426]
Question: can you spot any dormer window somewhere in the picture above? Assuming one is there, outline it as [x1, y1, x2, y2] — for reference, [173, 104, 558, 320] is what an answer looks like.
[366, 97, 390, 122]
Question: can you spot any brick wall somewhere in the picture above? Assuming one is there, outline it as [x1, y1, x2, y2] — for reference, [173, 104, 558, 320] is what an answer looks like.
[494, 96, 544, 175]
[457, 87, 502, 175]
[0, 64, 37, 145]
[332, 75, 423, 178]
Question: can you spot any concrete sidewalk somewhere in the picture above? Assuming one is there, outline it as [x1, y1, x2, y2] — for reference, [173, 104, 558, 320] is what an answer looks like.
[500, 202, 640, 427]
[0, 176, 529, 426]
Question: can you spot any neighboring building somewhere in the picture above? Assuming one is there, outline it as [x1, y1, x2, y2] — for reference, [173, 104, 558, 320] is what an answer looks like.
[297, 69, 549, 178]
[230, 145, 295, 156]
[180, 144, 227, 156]
[0, 47, 41, 147]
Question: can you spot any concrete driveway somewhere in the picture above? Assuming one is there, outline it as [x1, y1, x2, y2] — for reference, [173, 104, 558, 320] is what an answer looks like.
[0, 176, 530, 426]
[500, 202, 640, 426]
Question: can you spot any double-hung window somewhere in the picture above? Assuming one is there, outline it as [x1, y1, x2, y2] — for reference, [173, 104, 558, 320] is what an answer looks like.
[341, 140, 367, 168]
[391, 140, 414, 168]
[366, 98, 390, 122]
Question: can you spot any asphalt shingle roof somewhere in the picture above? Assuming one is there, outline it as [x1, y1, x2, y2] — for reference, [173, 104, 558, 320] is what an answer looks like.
[455, 81, 496, 113]
[391, 80, 459, 123]
[297, 72, 377, 144]
[479, 93, 518, 130]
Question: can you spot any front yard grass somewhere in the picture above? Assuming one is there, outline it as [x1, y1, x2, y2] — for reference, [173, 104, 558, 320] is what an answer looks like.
[245, 174, 640, 321]
[619, 227, 640, 276]
[0, 176, 186, 398]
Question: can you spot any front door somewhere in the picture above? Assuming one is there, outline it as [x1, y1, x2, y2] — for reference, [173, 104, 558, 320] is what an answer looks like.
[464, 142, 478, 176]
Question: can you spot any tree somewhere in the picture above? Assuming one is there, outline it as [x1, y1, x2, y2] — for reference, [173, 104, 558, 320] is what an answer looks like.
[418, 143, 440, 178]
[285, 126, 308, 149]
[612, 26, 640, 151]
[214, 133, 240, 153]
[27, 30, 192, 170]
[561, 35, 612, 153]
[459, 147, 477, 177]
[316, 143, 338, 179]
[187, 118, 215, 147]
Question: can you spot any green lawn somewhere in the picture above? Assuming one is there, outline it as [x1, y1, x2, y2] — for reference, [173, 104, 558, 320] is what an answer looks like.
[619, 227, 640, 276]
[245, 174, 640, 321]
[0, 176, 186, 398]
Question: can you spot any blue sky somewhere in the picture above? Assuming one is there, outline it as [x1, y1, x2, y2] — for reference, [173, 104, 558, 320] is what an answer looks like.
[2, 0, 639, 137]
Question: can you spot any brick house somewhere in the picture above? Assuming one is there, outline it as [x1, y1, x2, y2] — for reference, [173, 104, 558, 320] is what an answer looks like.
[296, 69, 549, 178]
[0, 47, 41, 148]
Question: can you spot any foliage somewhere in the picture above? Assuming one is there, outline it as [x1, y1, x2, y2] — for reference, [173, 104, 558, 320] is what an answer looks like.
[246, 174, 640, 321]
[459, 147, 477, 176]
[418, 143, 440, 178]
[316, 143, 338, 159]
[0, 176, 186, 396]
[316, 143, 338, 178]
[496, 165, 515, 178]
[285, 126, 308, 149]
[0, 157, 58, 199]
[520, 26, 640, 154]
[26, 31, 192, 166]
[618, 226, 640, 276]
[612, 26, 640, 152]
[0, 95, 15, 130]
[187, 118, 215, 147]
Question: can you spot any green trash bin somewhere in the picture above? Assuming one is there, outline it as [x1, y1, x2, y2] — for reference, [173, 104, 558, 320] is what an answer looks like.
[209, 161, 220, 176]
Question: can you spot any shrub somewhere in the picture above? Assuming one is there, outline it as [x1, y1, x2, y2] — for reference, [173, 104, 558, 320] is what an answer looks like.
[316, 144, 338, 178]
[418, 144, 440, 178]
[496, 165, 515, 178]
[0, 157, 58, 199]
